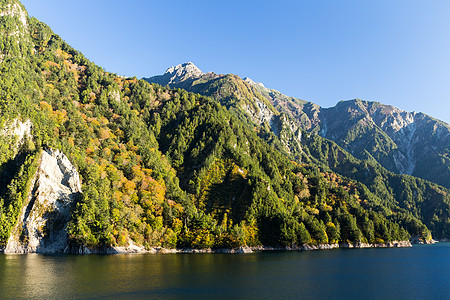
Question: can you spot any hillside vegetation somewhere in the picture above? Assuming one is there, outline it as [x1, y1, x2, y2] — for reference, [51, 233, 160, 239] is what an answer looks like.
[0, 1, 448, 252]
[145, 63, 450, 241]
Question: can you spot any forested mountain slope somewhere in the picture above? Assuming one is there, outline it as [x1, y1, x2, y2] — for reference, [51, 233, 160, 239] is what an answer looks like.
[0, 1, 448, 253]
[146, 64, 450, 190]
[243, 79, 450, 190]
[145, 63, 450, 240]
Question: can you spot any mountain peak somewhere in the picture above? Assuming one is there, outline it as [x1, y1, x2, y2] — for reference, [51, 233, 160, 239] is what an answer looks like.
[144, 62, 205, 86]
[163, 62, 204, 84]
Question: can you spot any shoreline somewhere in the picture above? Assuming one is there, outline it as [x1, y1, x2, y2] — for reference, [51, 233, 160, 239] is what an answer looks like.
[5, 240, 450, 255]
[62, 240, 413, 255]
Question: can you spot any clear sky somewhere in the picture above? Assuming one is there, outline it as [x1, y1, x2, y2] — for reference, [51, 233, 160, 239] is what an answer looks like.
[21, 0, 450, 124]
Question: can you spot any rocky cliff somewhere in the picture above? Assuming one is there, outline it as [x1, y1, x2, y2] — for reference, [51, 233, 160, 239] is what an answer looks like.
[4, 148, 81, 253]
[313, 100, 450, 188]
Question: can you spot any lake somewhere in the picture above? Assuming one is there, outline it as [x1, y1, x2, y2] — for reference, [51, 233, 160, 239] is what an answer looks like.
[0, 243, 449, 299]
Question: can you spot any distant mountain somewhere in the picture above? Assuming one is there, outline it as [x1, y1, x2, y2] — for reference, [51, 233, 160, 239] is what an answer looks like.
[145, 63, 450, 190]
[297, 99, 450, 189]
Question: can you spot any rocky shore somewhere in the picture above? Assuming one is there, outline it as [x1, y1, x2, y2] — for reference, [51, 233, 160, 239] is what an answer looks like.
[61, 240, 413, 255]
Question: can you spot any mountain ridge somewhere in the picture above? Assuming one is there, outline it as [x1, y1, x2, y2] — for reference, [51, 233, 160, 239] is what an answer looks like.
[144, 62, 450, 240]
[144, 63, 450, 189]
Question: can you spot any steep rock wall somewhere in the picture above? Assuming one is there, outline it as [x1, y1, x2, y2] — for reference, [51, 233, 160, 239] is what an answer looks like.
[4, 148, 81, 253]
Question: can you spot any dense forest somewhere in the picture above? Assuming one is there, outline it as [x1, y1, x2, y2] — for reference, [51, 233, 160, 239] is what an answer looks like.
[0, 0, 448, 252]
[146, 64, 450, 242]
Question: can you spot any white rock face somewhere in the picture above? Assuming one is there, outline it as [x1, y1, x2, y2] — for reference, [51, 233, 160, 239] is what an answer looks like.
[241, 77, 274, 125]
[108, 89, 121, 103]
[243, 77, 304, 154]
[164, 62, 204, 84]
[392, 121, 417, 174]
[111, 240, 148, 254]
[243, 77, 265, 89]
[276, 114, 302, 154]
[0, 2, 28, 43]
[5, 148, 81, 254]
[244, 97, 274, 126]
[371, 108, 418, 174]
[0, 2, 28, 28]
[0, 118, 32, 153]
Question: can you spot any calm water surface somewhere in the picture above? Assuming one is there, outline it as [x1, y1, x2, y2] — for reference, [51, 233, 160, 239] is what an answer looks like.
[0, 243, 449, 299]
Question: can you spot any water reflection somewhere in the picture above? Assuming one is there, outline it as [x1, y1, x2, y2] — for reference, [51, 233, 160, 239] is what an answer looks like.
[0, 245, 449, 299]
[0, 254, 76, 298]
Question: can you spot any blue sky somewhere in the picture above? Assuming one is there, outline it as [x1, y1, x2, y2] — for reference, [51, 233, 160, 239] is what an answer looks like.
[21, 0, 450, 124]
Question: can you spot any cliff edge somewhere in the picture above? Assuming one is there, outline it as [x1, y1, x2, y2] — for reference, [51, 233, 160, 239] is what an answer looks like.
[4, 148, 81, 253]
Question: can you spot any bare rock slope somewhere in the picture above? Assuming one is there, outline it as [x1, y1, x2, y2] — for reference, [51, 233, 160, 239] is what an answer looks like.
[5, 148, 81, 253]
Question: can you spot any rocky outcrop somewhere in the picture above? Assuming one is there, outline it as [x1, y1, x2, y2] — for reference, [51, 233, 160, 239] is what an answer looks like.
[252, 241, 411, 251]
[4, 148, 81, 254]
[108, 90, 121, 103]
[1, 2, 26, 24]
[0, 0, 29, 52]
[339, 241, 412, 248]
[410, 235, 436, 245]
[242, 77, 305, 155]
[0, 1, 28, 29]
[0, 118, 32, 154]
[243, 77, 266, 89]
[275, 114, 303, 155]
[165, 62, 204, 84]
[145, 62, 204, 86]
[67, 240, 148, 255]
[59, 241, 415, 255]
[243, 97, 274, 126]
